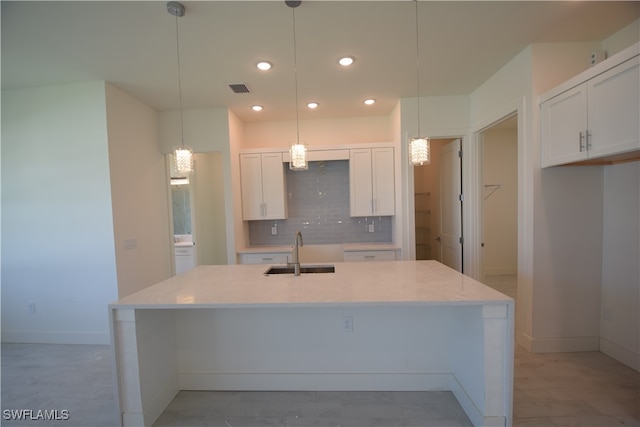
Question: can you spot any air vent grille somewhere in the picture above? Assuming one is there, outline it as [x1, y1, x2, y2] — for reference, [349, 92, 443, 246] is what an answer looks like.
[229, 84, 250, 93]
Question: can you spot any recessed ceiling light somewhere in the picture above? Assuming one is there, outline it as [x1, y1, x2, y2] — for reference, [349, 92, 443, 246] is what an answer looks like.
[307, 102, 319, 109]
[251, 105, 263, 111]
[338, 56, 355, 66]
[256, 61, 272, 71]
[363, 98, 376, 105]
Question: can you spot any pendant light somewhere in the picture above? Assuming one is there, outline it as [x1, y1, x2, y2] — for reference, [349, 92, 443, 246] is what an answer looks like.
[287, 0, 308, 171]
[168, 1, 194, 176]
[409, 0, 430, 166]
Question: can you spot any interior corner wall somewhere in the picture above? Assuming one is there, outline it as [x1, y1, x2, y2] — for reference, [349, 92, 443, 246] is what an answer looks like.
[105, 83, 173, 298]
[1, 82, 118, 344]
[600, 162, 640, 371]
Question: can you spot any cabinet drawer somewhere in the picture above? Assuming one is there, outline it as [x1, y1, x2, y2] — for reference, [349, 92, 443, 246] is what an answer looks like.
[175, 247, 194, 256]
[239, 253, 290, 265]
[343, 250, 396, 262]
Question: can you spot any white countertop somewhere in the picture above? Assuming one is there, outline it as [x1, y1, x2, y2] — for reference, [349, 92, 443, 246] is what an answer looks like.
[110, 260, 512, 309]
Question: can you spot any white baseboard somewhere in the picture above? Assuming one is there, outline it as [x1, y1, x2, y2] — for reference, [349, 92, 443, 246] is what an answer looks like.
[179, 372, 452, 391]
[528, 335, 599, 353]
[600, 337, 640, 372]
[1, 330, 110, 345]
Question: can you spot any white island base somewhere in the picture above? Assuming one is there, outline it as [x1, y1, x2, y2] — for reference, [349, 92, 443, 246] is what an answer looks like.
[110, 261, 514, 427]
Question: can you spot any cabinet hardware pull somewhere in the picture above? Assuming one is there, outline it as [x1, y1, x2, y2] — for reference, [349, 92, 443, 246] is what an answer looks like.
[586, 130, 592, 151]
[364, 255, 375, 259]
[579, 131, 585, 152]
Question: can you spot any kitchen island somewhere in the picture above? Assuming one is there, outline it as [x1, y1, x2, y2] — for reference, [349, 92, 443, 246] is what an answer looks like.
[109, 260, 514, 427]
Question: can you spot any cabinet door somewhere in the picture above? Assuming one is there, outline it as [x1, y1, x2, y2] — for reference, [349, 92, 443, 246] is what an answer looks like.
[371, 147, 395, 215]
[541, 84, 588, 167]
[587, 57, 640, 159]
[240, 154, 264, 220]
[349, 149, 374, 216]
[260, 153, 287, 220]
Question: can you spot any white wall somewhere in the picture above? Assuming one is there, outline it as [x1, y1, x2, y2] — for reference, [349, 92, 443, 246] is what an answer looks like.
[482, 128, 518, 276]
[1, 82, 118, 344]
[600, 162, 640, 370]
[193, 152, 228, 265]
[105, 83, 173, 298]
[400, 95, 471, 262]
[242, 115, 394, 149]
[158, 107, 237, 262]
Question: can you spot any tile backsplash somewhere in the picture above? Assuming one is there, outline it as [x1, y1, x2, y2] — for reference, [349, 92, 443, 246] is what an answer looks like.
[248, 160, 392, 246]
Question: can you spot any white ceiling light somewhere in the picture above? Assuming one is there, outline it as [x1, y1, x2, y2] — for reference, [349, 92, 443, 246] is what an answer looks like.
[256, 61, 272, 71]
[167, 1, 194, 176]
[364, 98, 376, 105]
[338, 56, 355, 66]
[287, 0, 308, 171]
[307, 102, 319, 109]
[251, 105, 263, 111]
[409, 0, 430, 167]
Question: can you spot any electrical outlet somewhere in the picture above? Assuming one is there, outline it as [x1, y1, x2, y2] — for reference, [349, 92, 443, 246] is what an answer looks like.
[124, 239, 137, 250]
[271, 226, 278, 235]
[28, 301, 36, 314]
[368, 223, 374, 233]
[590, 51, 605, 66]
[342, 315, 354, 333]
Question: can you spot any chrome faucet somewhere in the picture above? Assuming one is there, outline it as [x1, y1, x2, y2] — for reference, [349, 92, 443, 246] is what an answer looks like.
[291, 230, 304, 276]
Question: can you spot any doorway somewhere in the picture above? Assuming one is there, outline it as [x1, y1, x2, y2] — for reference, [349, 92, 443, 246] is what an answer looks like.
[414, 138, 463, 272]
[479, 115, 518, 299]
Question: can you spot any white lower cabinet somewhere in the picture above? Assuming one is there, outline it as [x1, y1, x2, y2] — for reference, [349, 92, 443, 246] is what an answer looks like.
[343, 250, 396, 262]
[175, 246, 195, 274]
[238, 252, 290, 265]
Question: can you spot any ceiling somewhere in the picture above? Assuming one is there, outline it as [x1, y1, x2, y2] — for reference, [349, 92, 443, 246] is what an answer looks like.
[2, 1, 638, 123]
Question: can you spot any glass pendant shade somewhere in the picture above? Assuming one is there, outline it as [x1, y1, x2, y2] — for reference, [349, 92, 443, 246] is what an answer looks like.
[289, 143, 308, 170]
[174, 146, 194, 175]
[409, 137, 431, 166]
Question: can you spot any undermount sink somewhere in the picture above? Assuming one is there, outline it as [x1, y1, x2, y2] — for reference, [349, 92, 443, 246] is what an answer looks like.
[264, 265, 335, 275]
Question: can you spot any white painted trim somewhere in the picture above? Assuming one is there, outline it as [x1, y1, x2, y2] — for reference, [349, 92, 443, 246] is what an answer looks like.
[529, 335, 600, 353]
[179, 372, 452, 391]
[469, 97, 533, 348]
[600, 337, 640, 372]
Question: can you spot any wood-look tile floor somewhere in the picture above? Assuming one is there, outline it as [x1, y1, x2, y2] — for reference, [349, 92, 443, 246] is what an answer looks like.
[2, 341, 638, 426]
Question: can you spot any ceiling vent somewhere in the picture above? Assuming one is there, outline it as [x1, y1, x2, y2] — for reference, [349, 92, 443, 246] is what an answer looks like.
[229, 83, 250, 93]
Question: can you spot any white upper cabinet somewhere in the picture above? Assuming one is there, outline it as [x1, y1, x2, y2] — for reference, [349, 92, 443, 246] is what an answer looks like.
[349, 147, 395, 216]
[240, 153, 287, 220]
[587, 57, 639, 159]
[541, 45, 639, 167]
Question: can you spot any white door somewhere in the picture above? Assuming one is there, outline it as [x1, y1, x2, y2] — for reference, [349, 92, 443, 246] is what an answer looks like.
[438, 139, 463, 272]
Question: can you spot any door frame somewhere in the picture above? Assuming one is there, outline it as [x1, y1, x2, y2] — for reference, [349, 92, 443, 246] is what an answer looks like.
[405, 133, 467, 265]
[468, 97, 530, 346]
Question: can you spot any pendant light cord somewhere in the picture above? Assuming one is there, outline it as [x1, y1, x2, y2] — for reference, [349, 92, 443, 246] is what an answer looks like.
[175, 13, 185, 148]
[292, 6, 300, 143]
[414, 0, 421, 136]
